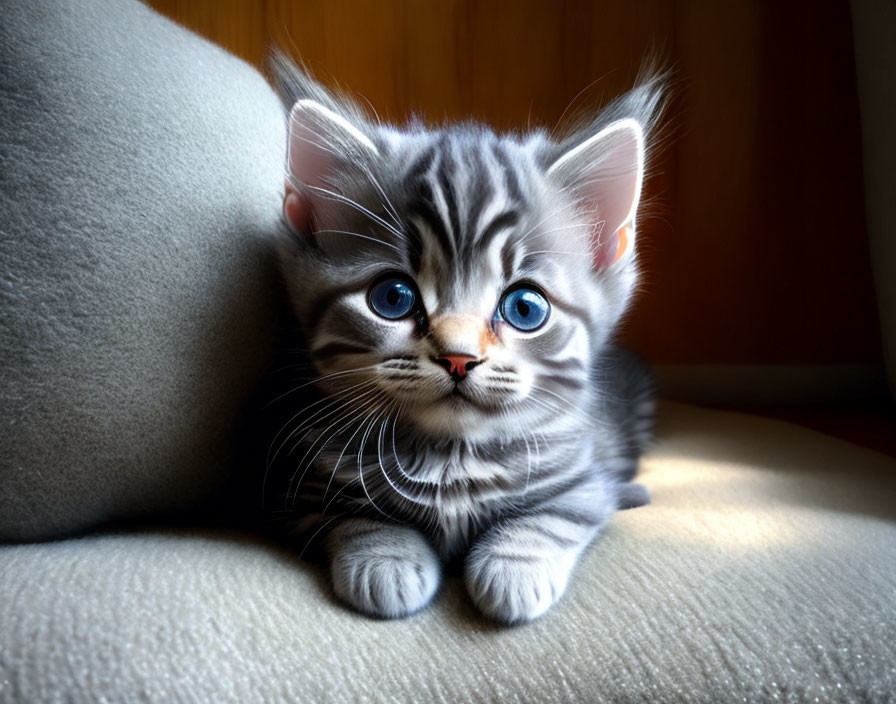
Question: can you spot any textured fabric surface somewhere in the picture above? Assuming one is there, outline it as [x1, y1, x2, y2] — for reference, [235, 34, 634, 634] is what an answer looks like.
[1, 404, 894, 703]
[0, 0, 284, 540]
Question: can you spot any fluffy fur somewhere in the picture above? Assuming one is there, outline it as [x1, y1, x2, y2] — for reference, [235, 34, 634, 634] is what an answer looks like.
[257, 53, 662, 623]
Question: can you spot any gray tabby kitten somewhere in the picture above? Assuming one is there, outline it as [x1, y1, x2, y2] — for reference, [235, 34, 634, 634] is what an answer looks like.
[265, 55, 660, 624]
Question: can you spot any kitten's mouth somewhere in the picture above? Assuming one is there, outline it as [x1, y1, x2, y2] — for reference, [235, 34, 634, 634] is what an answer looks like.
[445, 387, 476, 406]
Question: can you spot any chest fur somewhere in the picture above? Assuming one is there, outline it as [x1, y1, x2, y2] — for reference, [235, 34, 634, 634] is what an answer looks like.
[316, 445, 516, 558]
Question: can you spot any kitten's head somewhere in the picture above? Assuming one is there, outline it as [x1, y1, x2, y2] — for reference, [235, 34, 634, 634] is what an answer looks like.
[272, 56, 662, 441]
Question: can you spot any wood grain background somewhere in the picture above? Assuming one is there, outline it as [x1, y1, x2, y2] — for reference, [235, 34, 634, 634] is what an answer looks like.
[147, 0, 883, 368]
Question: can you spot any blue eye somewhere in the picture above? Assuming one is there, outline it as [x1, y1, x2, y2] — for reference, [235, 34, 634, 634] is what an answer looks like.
[499, 287, 550, 331]
[368, 277, 417, 320]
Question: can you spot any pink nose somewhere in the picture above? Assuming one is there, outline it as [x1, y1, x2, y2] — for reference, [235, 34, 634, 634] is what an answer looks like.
[433, 354, 479, 379]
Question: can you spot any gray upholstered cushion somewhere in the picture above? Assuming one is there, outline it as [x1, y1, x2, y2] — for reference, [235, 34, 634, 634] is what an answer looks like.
[0, 0, 284, 540]
[1, 404, 894, 703]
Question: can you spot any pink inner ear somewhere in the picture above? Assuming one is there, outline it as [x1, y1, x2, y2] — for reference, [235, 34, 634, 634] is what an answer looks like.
[287, 111, 334, 192]
[551, 119, 643, 271]
[592, 226, 631, 269]
[593, 228, 620, 269]
[283, 188, 311, 236]
[586, 130, 640, 270]
[284, 102, 341, 239]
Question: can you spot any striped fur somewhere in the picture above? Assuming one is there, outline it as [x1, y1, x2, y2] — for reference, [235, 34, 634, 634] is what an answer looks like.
[261, 55, 662, 623]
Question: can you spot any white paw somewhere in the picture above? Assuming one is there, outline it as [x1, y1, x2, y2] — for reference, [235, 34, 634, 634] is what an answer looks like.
[465, 545, 575, 624]
[327, 521, 441, 619]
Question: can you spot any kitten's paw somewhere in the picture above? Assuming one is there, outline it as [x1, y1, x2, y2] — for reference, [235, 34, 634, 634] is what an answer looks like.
[464, 544, 575, 624]
[326, 519, 441, 619]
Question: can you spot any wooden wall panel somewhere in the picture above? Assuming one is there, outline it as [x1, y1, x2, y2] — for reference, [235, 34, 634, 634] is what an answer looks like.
[147, 0, 883, 367]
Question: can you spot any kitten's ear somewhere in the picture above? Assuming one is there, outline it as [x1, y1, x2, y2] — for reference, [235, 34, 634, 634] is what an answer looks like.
[547, 118, 645, 270]
[284, 99, 379, 236]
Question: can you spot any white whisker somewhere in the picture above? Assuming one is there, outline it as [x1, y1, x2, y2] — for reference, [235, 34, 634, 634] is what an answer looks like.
[303, 183, 405, 239]
[312, 228, 403, 253]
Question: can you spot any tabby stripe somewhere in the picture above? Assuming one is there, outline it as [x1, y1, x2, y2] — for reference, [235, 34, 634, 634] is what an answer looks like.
[545, 296, 591, 326]
[404, 144, 438, 183]
[521, 471, 594, 507]
[326, 306, 383, 348]
[531, 506, 605, 528]
[311, 342, 371, 359]
[475, 210, 520, 255]
[614, 461, 638, 482]
[500, 237, 520, 281]
[435, 145, 462, 245]
[464, 151, 494, 252]
[524, 526, 583, 549]
[493, 141, 523, 203]
[413, 181, 455, 260]
[540, 356, 585, 371]
[306, 281, 370, 336]
[405, 220, 423, 273]
[381, 361, 418, 369]
[534, 323, 576, 356]
[538, 373, 585, 390]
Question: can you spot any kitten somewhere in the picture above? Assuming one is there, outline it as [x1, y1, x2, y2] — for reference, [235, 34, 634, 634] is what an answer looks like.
[258, 54, 661, 624]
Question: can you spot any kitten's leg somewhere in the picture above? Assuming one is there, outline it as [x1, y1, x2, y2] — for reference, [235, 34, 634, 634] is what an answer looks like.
[324, 517, 441, 619]
[464, 487, 613, 624]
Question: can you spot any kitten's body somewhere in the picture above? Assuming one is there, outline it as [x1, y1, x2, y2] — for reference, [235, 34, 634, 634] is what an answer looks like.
[268, 346, 653, 559]
[256, 55, 661, 623]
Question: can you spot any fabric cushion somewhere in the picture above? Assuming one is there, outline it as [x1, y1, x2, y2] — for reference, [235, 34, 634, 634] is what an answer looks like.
[1, 404, 894, 702]
[0, 0, 284, 540]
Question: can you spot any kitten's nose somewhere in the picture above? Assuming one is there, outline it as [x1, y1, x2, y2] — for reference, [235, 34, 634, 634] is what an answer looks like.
[433, 354, 480, 380]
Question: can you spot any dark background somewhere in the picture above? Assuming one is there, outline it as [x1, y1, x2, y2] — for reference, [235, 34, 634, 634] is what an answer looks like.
[148, 0, 883, 370]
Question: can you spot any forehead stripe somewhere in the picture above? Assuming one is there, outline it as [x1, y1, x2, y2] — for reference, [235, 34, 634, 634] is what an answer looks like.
[412, 181, 455, 261]
[492, 141, 524, 203]
[404, 145, 437, 183]
[464, 150, 494, 252]
[435, 153, 461, 249]
[475, 209, 520, 255]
